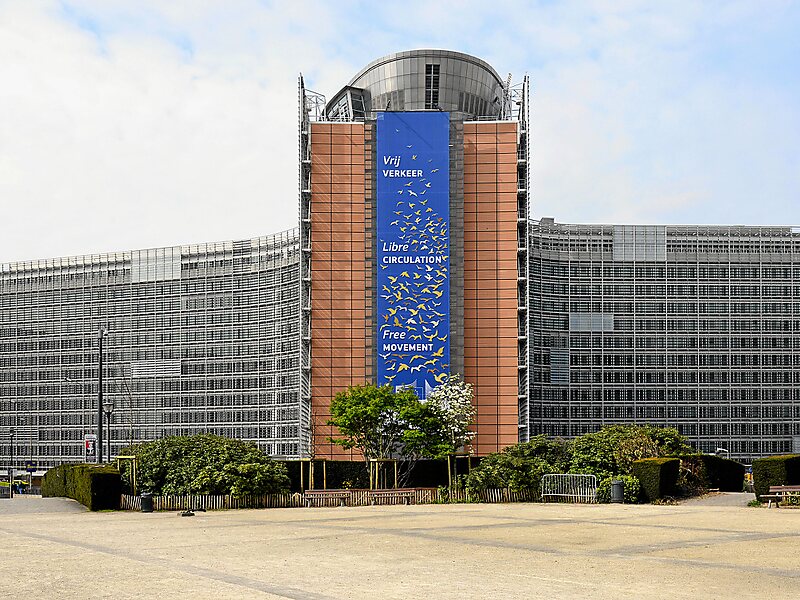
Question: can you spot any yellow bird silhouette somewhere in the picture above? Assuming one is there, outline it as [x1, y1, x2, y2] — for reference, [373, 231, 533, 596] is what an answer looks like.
[385, 375, 397, 383]
[410, 354, 426, 362]
[397, 364, 410, 373]
[388, 276, 398, 284]
[411, 335, 422, 340]
[432, 347, 444, 357]
[434, 373, 447, 384]
[399, 283, 409, 293]
[432, 289, 444, 298]
[388, 307, 398, 316]
[400, 271, 410, 278]
[393, 317, 402, 327]
[423, 359, 438, 366]
[424, 330, 438, 342]
[437, 335, 447, 342]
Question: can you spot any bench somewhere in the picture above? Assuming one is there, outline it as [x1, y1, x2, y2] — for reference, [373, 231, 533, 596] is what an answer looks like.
[368, 488, 415, 506]
[761, 485, 800, 508]
[303, 489, 351, 508]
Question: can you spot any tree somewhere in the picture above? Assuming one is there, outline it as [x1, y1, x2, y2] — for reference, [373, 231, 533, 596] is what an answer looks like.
[328, 384, 447, 459]
[327, 384, 457, 485]
[424, 374, 476, 453]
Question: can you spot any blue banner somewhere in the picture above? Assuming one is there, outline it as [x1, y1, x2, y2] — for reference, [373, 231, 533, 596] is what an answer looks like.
[376, 112, 450, 399]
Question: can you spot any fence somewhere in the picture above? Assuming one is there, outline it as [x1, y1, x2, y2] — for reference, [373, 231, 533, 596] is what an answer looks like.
[119, 487, 537, 511]
[540, 474, 597, 503]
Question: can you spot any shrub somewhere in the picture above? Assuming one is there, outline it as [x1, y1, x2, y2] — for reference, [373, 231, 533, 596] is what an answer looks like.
[752, 454, 800, 500]
[465, 437, 570, 495]
[632, 458, 680, 502]
[570, 425, 692, 480]
[678, 454, 745, 493]
[120, 434, 289, 497]
[596, 475, 641, 504]
[42, 464, 121, 511]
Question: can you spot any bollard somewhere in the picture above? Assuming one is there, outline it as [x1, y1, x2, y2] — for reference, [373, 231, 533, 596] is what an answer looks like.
[140, 491, 153, 513]
[610, 480, 625, 504]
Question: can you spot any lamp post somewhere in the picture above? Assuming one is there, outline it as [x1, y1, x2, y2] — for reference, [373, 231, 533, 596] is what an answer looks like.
[8, 427, 14, 498]
[97, 327, 108, 464]
[103, 401, 114, 463]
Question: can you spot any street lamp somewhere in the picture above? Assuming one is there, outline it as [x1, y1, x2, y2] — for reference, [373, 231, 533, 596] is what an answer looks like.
[8, 427, 14, 498]
[103, 400, 114, 463]
[97, 327, 108, 464]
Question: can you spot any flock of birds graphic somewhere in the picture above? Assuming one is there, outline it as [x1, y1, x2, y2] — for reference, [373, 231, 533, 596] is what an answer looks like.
[379, 141, 449, 388]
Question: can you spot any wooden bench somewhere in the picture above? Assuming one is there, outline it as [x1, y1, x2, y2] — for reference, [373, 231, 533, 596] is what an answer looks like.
[368, 488, 415, 506]
[761, 485, 800, 508]
[303, 489, 351, 508]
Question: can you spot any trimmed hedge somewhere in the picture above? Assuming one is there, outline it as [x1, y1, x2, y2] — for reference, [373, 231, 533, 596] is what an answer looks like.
[679, 454, 745, 492]
[283, 458, 477, 491]
[632, 458, 680, 501]
[752, 454, 800, 500]
[42, 464, 121, 511]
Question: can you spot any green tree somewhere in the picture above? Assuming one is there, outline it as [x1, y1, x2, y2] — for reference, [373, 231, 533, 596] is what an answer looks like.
[327, 384, 451, 460]
[121, 434, 289, 497]
[328, 384, 461, 485]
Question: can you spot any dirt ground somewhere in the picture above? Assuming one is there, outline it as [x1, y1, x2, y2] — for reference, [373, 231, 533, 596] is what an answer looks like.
[0, 494, 798, 599]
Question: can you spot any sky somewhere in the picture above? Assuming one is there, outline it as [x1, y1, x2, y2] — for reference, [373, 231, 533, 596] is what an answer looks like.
[1, 1, 798, 263]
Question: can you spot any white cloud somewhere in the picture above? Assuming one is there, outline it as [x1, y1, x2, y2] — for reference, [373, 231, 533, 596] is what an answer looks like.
[0, 1, 798, 263]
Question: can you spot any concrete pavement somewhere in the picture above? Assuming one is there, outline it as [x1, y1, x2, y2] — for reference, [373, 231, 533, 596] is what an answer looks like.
[0, 497, 797, 599]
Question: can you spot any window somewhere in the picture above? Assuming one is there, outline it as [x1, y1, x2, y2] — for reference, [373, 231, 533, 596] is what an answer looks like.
[425, 64, 440, 109]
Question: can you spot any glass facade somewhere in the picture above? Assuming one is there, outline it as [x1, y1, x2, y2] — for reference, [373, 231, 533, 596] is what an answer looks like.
[0, 230, 304, 469]
[529, 220, 800, 462]
[325, 49, 508, 121]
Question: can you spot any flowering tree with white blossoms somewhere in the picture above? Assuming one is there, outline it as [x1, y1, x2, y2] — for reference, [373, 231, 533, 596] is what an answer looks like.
[425, 373, 477, 452]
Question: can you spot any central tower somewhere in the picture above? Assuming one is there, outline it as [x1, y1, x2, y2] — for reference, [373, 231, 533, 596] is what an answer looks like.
[299, 50, 530, 458]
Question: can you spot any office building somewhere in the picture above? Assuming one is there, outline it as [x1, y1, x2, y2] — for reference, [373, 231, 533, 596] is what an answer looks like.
[529, 219, 800, 462]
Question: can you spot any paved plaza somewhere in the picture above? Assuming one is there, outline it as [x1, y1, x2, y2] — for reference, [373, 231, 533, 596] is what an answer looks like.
[1, 494, 798, 599]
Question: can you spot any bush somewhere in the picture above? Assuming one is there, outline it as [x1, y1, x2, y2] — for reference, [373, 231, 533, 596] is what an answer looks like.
[120, 434, 289, 497]
[42, 464, 121, 511]
[596, 475, 641, 504]
[678, 454, 745, 493]
[465, 437, 570, 495]
[632, 458, 680, 501]
[570, 425, 692, 480]
[752, 454, 800, 500]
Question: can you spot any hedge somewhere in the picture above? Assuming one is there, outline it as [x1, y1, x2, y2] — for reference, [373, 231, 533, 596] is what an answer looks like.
[632, 458, 680, 501]
[282, 458, 478, 491]
[42, 464, 122, 511]
[752, 454, 800, 500]
[679, 454, 745, 492]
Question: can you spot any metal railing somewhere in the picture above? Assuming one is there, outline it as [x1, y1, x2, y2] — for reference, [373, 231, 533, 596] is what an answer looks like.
[540, 474, 597, 503]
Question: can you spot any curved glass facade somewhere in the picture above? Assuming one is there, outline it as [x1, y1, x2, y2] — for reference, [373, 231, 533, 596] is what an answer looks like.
[0, 230, 303, 470]
[326, 49, 507, 121]
[529, 219, 800, 462]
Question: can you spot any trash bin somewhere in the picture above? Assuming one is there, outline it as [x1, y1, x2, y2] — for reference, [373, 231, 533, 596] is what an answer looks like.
[140, 491, 153, 513]
[610, 480, 625, 504]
